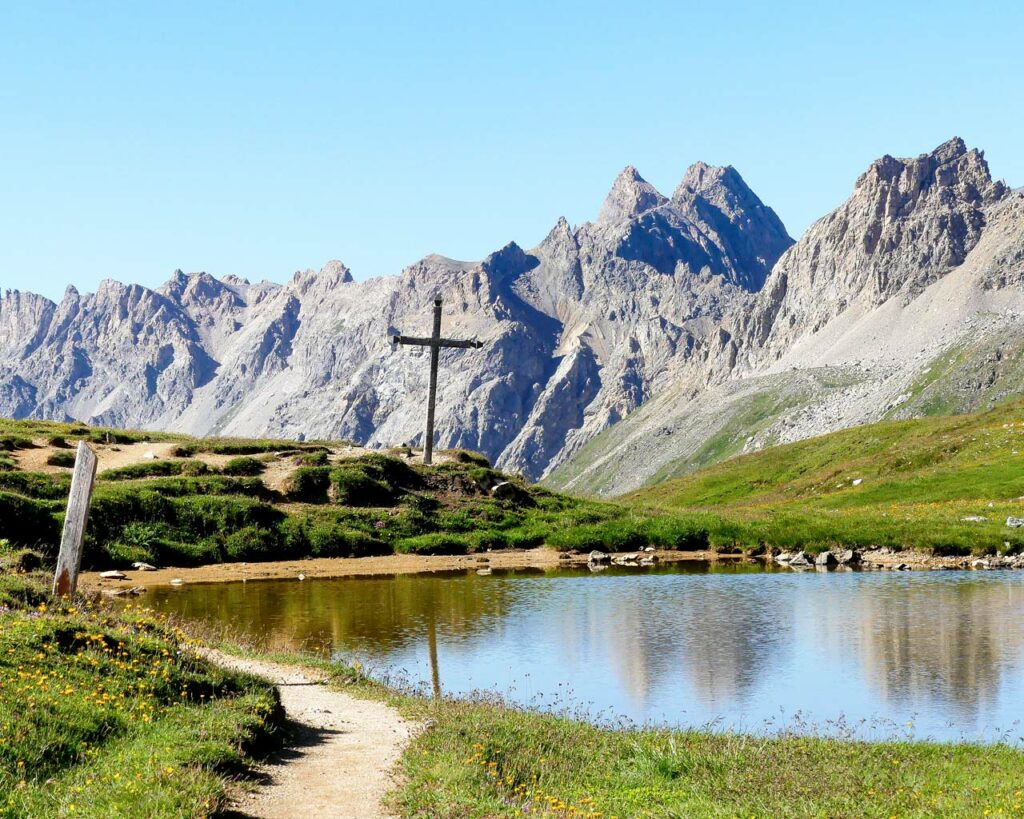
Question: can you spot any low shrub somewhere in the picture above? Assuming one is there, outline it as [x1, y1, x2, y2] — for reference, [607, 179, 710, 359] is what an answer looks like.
[306, 521, 387, 558]
[285, 466, 332, 502]
[0, 491, 61, 551]
[46, 450, 77, 468]
[502, 525, 548, 549]
[330, 465, 396, 506]
[295, 451, 329, 467]
[100, 460, 204, 480]
[221, 457, 266, 476]
[0, 471, 69, 500]
[0, 434, 34, 451]
[224, 526, 282, 561]
[449, 449, 491, 467]
[395, 532, 471, 555]
[548, 519, 650, 553]
[46, 435, 69, 448]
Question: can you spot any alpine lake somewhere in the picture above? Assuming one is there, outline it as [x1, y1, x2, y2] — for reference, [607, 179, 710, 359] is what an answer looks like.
[142, 561, 1024, 744]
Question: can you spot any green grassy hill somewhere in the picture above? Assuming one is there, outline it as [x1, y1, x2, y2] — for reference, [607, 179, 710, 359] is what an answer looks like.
[0, 417, 708, 570]
[628, 399, 1024, 555]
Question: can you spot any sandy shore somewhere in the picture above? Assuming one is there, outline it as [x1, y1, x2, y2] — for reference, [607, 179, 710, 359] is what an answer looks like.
[78, 548, 740, 592]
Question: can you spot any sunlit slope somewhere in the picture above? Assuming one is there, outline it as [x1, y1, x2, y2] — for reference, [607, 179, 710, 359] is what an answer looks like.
[627, 400, 1024, 555]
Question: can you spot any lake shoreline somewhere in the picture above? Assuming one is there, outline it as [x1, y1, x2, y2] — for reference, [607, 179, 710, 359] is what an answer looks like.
[79, 547, 744, 591]
[79, 544, 1024, 593]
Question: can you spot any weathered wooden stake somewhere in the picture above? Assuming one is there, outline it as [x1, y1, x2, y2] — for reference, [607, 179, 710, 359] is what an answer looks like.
[391, 297, 484, 466]
[52, 441, 98, 598]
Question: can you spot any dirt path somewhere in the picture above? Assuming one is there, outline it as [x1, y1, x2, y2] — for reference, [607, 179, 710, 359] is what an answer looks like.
[200, 649, 417, 819]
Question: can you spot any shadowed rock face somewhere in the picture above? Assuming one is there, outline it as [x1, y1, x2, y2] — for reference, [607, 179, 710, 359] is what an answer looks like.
[0, 163, 791, 480]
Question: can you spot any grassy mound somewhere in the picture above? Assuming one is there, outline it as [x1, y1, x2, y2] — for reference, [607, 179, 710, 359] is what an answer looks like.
[0, 419, 695, 569]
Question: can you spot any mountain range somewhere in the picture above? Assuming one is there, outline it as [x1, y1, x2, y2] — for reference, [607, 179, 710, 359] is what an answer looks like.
[1, 137, 1021, 495]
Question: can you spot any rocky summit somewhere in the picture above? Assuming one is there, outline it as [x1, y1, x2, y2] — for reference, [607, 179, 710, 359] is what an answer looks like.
[1, 138, 1021, 493]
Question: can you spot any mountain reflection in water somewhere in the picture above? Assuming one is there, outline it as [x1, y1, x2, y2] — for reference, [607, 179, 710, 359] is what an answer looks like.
[144, 563, 1024, 742]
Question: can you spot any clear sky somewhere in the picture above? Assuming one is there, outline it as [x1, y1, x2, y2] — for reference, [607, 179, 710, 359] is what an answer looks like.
[1, 1, 1021, 301]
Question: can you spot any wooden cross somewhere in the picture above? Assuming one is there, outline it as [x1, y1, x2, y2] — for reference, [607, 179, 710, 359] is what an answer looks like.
[391, 297, 483, 465]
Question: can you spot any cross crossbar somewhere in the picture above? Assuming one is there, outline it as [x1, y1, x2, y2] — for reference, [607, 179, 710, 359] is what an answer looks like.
[390, 297, 485, 465]
[391, 335, 483, 349]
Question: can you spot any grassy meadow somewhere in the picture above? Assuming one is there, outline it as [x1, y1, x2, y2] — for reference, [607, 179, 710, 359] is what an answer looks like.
[0, 556, 281, 818]
[627, 399, 1024, 556]
[1, 417, 710, 571]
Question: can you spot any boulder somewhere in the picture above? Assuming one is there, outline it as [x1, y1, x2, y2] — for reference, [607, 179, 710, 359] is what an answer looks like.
[1006, 517, 1024, 528]
[132, 561, 157, 571]
[612, 553, 641, 565]
[588, 550, 611, 565]
[815, 551, 837, 567]
[787, 551, 811, 567]
[774, 552, 795, 564]
[99, 570, 127, 580]
[835, 549, 859, 565]
[961, 515, 987, 523]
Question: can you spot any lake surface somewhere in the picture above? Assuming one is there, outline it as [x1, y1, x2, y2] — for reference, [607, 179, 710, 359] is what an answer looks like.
[143, 563, 1024, 743]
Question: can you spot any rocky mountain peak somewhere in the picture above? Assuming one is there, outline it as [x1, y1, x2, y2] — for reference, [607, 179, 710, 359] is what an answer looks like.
[596, 166, 668, 225]
[320, 260, 354, 284]
[670, 161, 793, 291]
[740, 138, 1012, 362]
[854, 136, 1006, 211]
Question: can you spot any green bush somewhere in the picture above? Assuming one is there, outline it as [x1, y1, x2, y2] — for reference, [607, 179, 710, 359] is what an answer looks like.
[100, 460, 199, 480]
[641, 516, 711, 550]
[0, 491, 61, 551]
[46, 450, 77, 468]
[449, 449, 491, 467]
[224, 527, 282, 561]
[104, 540, 156, 566]
[170, 495, 285, 542]
[0, 471, 68, 500]
[395, 532, 470, 555]
[135, 476, 268, 498]
[286, 466, 332, 502]
[46, 435, 69, 448]
[86, 489, 174, 556]
[0, 455, 15, 472]
[306, 522, 387, 558]
[330, 465, 395, 506]
[0, 434, 34, 451]
[503, 525, 548, 549]
[221, 457, 266, 476]
[153, 538, 223, 566]
[295, 451, 329, 467]
[548, 520, 650, 553]
[466, 529, 510, 551]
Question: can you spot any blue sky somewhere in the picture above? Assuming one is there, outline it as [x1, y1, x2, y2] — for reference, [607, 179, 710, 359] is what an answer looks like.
[1, 1, 1021, 301]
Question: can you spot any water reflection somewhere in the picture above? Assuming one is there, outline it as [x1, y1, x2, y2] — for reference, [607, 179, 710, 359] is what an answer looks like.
[144, 565, 1024, 742]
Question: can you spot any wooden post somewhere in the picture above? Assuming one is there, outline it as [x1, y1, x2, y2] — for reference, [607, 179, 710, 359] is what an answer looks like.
[423, 298, 443, 466]
[52, 441, 98, 598]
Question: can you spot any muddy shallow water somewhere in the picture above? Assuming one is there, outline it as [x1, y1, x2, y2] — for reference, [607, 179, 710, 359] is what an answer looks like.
[143, 562, 1024, 743]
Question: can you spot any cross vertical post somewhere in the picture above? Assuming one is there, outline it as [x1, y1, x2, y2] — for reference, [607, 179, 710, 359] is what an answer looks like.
[391, 296, 484, 466]
[424, 298, 443, 465]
